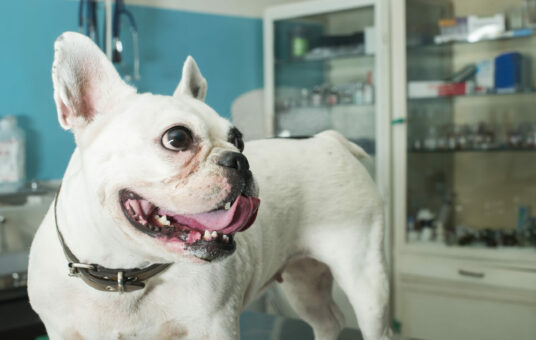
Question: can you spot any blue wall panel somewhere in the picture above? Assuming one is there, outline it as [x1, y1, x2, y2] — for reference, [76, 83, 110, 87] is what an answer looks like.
[0, 1, 263, 180]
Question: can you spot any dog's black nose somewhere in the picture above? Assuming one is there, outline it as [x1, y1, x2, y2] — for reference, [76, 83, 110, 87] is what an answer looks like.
[218, 151, 250, 173]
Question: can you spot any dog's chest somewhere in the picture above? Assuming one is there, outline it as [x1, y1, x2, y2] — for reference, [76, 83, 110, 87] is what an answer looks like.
[52, 269, 240, 340]
[61, 291, 201, 339]
[64, 319, 189, 340]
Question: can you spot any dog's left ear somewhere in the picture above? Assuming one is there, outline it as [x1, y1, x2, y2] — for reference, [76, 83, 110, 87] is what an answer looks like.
[174, 56, 207, 101]
[52, 32, 134, 132]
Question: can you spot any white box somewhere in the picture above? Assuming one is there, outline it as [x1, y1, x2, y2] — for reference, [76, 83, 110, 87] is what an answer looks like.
[467, 14, 505, 41]
[408, 81, 445, 98]
[365, 26, 375, 55]
[475, 59, 494, 90]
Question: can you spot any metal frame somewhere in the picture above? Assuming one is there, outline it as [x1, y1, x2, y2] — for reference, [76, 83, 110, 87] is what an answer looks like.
[263, 0, 392, 265]
[390, 0, 536, 266]
[390, 0, 536, 335]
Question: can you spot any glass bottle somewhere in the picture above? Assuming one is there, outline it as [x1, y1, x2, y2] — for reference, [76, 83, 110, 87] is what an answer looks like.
[0, 116, 25, 193]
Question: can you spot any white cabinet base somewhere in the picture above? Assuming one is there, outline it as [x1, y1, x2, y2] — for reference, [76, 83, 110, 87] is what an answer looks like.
[396, 272, 536, 340]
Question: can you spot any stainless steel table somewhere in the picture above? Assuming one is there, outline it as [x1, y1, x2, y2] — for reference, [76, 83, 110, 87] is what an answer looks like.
[240, 311, 364, 340]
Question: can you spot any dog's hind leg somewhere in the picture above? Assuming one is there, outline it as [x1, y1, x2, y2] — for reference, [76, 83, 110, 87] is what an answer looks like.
[279, 258, 345, 340]
[313, 217, 392, 340]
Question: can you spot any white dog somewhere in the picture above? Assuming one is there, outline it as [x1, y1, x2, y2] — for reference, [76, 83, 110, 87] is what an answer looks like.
[28, 32, 391, 340]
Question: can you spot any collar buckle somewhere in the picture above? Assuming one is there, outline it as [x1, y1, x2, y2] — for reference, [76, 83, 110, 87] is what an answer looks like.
[117, 271, 125, 293]
[68, 262, 95, 277]
[55, 185, 171, 293]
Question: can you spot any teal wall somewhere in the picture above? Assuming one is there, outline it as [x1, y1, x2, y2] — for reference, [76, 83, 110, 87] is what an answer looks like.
[0, 1, 263, 180]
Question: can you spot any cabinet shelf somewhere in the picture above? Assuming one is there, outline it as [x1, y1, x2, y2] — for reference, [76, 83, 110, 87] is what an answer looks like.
[409, 148, 536, 154]
[408, 89, 535, 101]
[275, 51, 373, 65]
[408, 28, 535, 49]
[276, 102, 374, 113]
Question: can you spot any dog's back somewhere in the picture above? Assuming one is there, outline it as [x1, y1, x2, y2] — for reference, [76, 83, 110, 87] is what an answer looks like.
[239, 131, 390, 340]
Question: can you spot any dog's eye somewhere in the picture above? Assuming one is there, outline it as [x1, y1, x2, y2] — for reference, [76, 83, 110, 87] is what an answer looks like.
[162, 126, 193, 151]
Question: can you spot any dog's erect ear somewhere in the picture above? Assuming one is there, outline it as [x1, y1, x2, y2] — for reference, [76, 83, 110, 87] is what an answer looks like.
[174, 56, 207, 101]
[52, 32, 134, 131]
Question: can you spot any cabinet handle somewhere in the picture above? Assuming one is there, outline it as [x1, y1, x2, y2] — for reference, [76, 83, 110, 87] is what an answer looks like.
[458, 269, 485, 278]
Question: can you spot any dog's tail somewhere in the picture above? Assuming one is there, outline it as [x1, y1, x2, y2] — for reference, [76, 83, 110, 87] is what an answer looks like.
[315, 130, 370, 160]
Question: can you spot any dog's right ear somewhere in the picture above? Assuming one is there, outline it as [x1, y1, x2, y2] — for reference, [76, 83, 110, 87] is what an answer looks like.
[174, 56, 207, 101]
[52, 32, 134, 132]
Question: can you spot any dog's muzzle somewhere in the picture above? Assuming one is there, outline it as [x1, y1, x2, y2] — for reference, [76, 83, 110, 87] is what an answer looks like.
[120, 190, 260, 261]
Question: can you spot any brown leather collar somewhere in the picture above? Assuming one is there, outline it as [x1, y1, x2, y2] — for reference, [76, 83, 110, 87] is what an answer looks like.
[54, 185, 172, 293]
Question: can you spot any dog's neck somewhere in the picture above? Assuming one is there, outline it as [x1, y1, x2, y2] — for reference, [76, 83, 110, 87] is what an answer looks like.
[56, 149, 161, 269]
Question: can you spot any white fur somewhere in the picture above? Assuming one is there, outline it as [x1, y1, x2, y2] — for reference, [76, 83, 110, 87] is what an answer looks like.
[28, 32, 391, 340]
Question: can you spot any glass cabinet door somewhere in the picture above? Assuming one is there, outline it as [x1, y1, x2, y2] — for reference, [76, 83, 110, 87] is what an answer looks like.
[263, 1, 391, 325]
[265, 1, 387, 179]
[404, 0, 536, 251]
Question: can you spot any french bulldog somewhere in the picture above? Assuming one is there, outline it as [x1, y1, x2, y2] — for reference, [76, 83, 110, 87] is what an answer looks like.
[27, 32, 391, 340]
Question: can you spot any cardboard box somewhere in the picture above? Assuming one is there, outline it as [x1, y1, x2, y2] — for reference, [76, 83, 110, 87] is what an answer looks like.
[408, 81, 475, 98]
[467, 14, 505, 41]
[408, 81, 445, 98]
[475, 59, 495, 90]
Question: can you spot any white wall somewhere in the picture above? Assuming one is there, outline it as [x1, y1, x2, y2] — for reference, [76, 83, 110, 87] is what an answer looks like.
[125, 0, 309, 18]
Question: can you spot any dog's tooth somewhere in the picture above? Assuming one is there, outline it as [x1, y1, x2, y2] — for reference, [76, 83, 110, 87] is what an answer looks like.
[211, 231, 218, 239]
[222, 235, 230, 243]
[155, 214, 171, 226]
[224, 202, 231, 210]
[203, 230, 212, 241]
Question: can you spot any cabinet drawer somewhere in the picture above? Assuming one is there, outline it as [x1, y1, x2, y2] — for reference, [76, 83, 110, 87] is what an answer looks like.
[0, 198, 52, 254]
[398, 254, 536, 291]
[397, 280, 536, 340]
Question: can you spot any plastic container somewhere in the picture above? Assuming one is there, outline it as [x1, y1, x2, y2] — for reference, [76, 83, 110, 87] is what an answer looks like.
[289, 26, 309, 59]
[0, 116, 25, 193]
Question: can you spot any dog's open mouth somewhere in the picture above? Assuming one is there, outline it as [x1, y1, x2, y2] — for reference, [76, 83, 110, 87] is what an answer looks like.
[119, 190, 260, 261]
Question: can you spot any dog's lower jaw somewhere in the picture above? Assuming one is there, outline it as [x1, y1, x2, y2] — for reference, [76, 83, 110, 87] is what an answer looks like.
[183, 238, 236, 262]
[156, 236, 236, 262]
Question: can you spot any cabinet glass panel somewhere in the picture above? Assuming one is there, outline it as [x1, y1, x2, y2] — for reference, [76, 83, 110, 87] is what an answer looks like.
[272, 6, 376, 174]
[405, 0, 536, 249]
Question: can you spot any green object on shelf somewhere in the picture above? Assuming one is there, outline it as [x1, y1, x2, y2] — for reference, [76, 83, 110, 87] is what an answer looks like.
[292, 37, 309, 58]
[35, 336, 49, 340]
[391, 117, 405, 125]
[392, 318, 402, 334]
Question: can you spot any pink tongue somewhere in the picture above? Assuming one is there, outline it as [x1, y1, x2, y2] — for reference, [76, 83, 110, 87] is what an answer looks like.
[125, 199, 155, 224]
[161, 196, 260, 234]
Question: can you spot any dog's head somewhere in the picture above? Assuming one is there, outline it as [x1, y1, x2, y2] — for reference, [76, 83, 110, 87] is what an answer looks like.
[52, 32, 259, 262]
